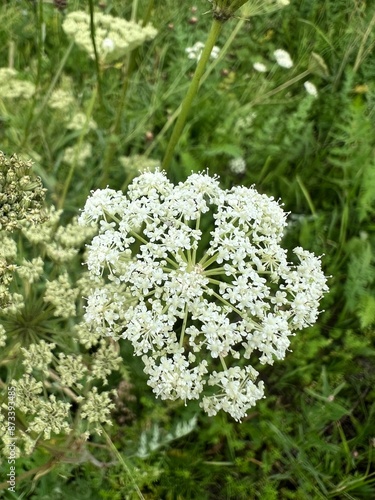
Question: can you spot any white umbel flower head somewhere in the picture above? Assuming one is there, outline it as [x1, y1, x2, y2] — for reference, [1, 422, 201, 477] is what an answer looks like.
[273, 49, 294, 69]
[304, 81, 318, 97]
[62, 11, 157, 64]
[79, 171, 328, 421]
[229, 157, 246, 174]
[102, 37, 115, 53]
[253, 62, 267, 73]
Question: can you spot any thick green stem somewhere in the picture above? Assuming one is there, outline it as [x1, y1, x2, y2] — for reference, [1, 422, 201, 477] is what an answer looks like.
[144, 17, 244, 159]
[88, 0, 102, 102]
[58, 86, 98, 209]
[161, 18, 223, 171]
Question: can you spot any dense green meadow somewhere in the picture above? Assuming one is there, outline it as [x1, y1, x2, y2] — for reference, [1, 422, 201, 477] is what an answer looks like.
[1, 0, 375, 498]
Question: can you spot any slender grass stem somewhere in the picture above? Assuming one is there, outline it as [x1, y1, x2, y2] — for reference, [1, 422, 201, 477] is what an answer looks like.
[250, 70, 311, 106]
[102, 428, 145, 500]
[88, 0, 102, 102]
[21, 41, 74, 149]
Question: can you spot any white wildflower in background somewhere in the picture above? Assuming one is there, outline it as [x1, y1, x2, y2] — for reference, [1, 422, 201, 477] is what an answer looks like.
[89, 340, 122, 384]
[186, 42, 220, 61]
[79, 171, 328, 422]
[57, 353, 88, 389]
[62, 11, 157, 64]
[273, 49, 294, 69]
[67, 112, 97, 131]
[27, 395, 71, 440]
[48, 89, 76, 111]
[0, 67, 18, 84]
[63, 143, 92, 167]
[304, 81, 318, 98]
[0, 67, 35, 100]
[0, 152, 47, 232]
[229, 157, 246, 174]
[101, 37, 115, 53]
[21, 340, 56, 376]
[235, 113, 257, 134]
[21, 206, 97, 263]
[253, 62, 267, 73]
[186, 42, 204, 60]
[211, 45, 220, 59]
[79, 388, 116, 435]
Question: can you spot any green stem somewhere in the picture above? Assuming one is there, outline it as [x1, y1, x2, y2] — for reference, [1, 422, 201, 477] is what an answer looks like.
[199, 250, 220, 269]
[20, 0, 45, 148]
[203, 267, 235, 276]
[100, 0, 155, 187]
[88, 0, 102, 103]
[101, 428, 145, 500]
[58, 86, 98, 209]
[131, 0, 139, 21]
[161, 18, 223, 171]
[219, 355, 228, 371]
[179, 306, 189, 348]
[142, 0, 155, 25]
[191, 216, 201, 265]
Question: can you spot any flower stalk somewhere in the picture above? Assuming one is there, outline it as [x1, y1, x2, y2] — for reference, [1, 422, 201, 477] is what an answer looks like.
[161, 18, 223, 170]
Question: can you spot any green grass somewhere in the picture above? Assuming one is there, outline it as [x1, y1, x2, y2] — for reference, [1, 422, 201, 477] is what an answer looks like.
[1, 0, 375, 498]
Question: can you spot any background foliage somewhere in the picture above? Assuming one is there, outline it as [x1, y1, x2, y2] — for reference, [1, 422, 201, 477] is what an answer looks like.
[1, 0, 375, 498]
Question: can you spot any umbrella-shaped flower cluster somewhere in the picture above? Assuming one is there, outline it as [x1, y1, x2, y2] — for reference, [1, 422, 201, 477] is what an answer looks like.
[79, 171, 328, 421]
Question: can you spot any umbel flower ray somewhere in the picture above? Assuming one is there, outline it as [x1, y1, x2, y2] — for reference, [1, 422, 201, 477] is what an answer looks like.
[79, 170, 328, 421]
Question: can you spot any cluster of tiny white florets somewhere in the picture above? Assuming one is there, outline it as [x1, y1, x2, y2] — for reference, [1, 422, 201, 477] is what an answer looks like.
[63, 143, 93, 168]
[228, 157, 246, 175]
[21, 206, 96, 263]
[48, 88, 76, 111]
[79, 171, 328, 421]
[253, 51, 320, 97]
[0, 67, 35, 100]
[67, 112, 97, 132]
[273, 48, 294, 69]
[0, 324, 6, 348]
[44, 272, 79, 318]
[21, 340, 55, 376]
[62, 11, 157, 64]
